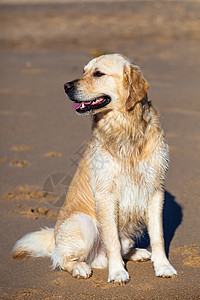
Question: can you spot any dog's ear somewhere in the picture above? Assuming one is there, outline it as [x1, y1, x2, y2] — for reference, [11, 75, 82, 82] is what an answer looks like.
[124, 64, 149, 111]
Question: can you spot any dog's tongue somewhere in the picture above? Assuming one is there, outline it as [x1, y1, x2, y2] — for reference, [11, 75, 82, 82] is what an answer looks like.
[72, 101, 92, 110]
[72, 102, 82, 110]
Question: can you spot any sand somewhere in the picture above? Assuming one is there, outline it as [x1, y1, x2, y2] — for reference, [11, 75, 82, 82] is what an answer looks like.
[0, 1, 200, 299]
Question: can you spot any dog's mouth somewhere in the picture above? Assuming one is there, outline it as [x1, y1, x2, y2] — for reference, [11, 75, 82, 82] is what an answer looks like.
[72, 95, 111, 114]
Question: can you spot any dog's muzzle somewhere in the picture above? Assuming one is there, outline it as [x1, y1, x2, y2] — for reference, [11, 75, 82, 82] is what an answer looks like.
[64, 81, 111, 115]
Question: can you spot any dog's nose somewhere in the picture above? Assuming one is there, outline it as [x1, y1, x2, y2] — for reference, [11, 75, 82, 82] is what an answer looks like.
[64, 81, 74, 93]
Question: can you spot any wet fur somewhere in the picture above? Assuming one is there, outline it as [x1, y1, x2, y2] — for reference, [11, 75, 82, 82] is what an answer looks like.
[12, 54, 177, 284]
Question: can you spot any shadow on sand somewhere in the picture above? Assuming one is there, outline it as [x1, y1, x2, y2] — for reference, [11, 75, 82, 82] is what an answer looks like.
[137, 190, 183, 256]
[163, 190, 183, 256]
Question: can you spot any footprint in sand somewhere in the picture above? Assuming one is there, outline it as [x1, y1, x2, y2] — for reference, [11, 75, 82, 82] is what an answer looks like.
[173, 245, 200, 267]
[10, 204, 58, 220]
[6, 289, 42, 299]
[11, 145, 32, 151]
[7, 145, 33, 167]
[9, 160, 29, 167]
[44, 151, 62, 157]
[4, 186, 58, 219]
[3, 185, 56, 202]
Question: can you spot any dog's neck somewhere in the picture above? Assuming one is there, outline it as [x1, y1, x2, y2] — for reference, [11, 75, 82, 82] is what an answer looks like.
[92, 97, 157, 158]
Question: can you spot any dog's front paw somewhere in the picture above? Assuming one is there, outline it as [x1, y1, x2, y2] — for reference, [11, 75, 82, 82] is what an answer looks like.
[108, 269, 130, 285]
[154, 262, 177, 278]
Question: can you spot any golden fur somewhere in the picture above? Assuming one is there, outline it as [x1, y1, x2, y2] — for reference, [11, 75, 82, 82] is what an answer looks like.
[12, 54, 177, 284]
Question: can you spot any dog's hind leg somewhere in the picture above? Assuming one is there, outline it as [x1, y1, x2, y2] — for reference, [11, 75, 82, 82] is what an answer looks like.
[121, 237, 151, 262]
[124, 248, 151, 262]
[52, 213, 98, 278]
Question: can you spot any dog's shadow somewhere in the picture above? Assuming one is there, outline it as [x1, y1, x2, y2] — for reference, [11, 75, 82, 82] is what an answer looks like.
[137, 190, 183, 257]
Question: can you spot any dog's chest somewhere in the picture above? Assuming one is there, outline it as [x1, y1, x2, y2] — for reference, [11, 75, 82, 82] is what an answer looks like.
[118, 159, 155, 216]
[91, 139, 166, 220]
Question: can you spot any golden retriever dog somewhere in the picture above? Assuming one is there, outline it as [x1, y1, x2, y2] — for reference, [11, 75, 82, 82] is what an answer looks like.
[12, 54, 177, 284]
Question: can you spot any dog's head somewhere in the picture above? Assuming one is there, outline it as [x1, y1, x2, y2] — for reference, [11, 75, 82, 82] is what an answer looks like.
[64, 54, 149, 115]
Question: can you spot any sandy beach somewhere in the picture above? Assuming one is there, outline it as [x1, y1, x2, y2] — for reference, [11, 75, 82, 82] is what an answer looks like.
[0, 1, 200, 299]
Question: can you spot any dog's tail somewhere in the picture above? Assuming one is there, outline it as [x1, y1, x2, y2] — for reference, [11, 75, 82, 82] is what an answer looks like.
[12, 227, 55, 259]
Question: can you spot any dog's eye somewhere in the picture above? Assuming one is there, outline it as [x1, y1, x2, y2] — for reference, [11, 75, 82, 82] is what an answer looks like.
[93, 71, 105, 77]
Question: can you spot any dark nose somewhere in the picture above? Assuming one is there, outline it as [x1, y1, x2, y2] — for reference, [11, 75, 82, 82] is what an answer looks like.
[64, 81, 74, 93]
